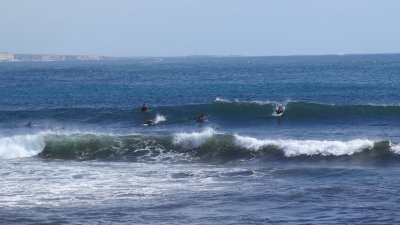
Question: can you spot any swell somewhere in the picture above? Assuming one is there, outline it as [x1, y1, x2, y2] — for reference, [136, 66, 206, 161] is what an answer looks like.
[1, 101, 400, 126]
[2, 130, 400, 165]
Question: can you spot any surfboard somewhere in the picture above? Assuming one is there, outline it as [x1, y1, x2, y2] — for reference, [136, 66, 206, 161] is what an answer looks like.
[143, 120, 155, 126]
[273, 110, 283, 117]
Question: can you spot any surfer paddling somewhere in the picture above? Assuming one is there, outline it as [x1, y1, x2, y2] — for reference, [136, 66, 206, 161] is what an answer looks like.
[185, 112, 208, 123]
[143, 120, 155, 125]
[196, 113, 206, 123]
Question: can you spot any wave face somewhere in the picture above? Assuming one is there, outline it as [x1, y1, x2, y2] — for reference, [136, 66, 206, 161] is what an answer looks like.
[2, 130, 400, 165]
[2, 101, 400, 127]
[216, 98, 400, 119]
[2, 100, 400, 162]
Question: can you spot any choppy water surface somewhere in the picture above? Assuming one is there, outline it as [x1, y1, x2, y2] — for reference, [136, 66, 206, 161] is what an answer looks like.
[1, 54, 400, 224]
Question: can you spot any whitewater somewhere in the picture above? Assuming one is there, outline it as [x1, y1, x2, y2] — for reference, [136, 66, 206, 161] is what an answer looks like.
[0, 130, 389, 160]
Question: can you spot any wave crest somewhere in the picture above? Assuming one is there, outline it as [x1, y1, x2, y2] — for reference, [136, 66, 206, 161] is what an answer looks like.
[234, 134, 375, 156]
[173, 128, 217, 148]
[1, 131, 398, 163]
[0, 133, 45, 159]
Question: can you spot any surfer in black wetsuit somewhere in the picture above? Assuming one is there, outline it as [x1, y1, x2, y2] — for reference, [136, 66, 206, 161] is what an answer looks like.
[26, 121, 33, 127]
[143, 120, 155, 125]
[141, 104, 148, 112]
[185, 113, 207, 123]
[275, 106, 284, 114]
[196, 113, 206, 123]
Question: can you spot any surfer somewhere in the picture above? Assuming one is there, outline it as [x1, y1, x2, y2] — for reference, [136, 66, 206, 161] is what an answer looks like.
[143, 120, 155, 125]
[141, 104, 148, 112]
[26, 121, 33, 127]
[185, 112, 207, 123]
[275, 106, 284, 114]
[196, 113, 206, 123]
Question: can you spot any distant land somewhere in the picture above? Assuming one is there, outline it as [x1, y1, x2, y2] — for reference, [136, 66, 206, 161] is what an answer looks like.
[0, 52, 123, 61]
[0, 52, 245, 62]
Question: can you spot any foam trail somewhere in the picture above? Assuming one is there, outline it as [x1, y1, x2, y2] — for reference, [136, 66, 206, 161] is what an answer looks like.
[0, 134, 45, 159]
[215, 97, 274, 105]
[173, 127, 216, 148]
[234, 134, 374, 156]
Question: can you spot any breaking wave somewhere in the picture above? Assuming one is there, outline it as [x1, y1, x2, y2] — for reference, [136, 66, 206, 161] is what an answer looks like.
[1, 130, 400, 165]
[234, 135, 374, 156]
[0, 133, 45, 159]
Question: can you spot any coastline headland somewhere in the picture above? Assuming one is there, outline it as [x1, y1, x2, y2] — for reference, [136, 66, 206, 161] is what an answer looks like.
[0, 52, 244, 62]
[0, 52, 117, 61]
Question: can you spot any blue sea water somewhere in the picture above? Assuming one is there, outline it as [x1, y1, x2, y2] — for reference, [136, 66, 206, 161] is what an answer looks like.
[1, 54, 400, 224]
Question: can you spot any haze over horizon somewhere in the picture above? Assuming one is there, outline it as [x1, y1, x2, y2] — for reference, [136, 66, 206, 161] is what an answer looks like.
[1, 0, 400, 57]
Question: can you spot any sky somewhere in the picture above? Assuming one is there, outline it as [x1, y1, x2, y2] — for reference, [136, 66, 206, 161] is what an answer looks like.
[1, 0, 400, 57]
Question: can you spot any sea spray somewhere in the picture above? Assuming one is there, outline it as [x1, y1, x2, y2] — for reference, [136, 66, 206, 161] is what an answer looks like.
[0, 133, 46, 159]
[391, 143, 400, 154]
[154, 114, 167, 124]
[173, 127, 217, 148]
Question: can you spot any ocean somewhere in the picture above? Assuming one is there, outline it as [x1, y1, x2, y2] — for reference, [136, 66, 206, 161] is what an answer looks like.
[1, 54, 400, 224]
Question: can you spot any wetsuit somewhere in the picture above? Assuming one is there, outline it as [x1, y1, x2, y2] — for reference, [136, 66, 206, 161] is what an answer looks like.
[276, 107, 283, 114]
[144, 120, 154, 125]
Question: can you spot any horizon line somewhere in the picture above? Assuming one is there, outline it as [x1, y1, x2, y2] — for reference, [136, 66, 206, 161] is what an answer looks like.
[2, 51, 400, 58]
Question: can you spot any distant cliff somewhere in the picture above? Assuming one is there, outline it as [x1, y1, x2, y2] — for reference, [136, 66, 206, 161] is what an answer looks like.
[0, 52, 14, 61]
[0, 52, 115, 61]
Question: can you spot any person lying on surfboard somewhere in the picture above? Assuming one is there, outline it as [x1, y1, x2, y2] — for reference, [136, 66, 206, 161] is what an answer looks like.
[143, 120, 155, 125]
[185, 113, 208, 123]
[196, 113, 206, 123]
[275, 106, 284, 114]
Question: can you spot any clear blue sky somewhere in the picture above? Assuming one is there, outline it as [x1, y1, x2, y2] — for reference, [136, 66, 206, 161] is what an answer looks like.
[1, 0, 399, 57]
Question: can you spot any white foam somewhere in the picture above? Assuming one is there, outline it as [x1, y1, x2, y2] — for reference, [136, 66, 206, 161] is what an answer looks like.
[173, 128, 216, 148]
[234, 134, 374, 156]
[391, 143, 400, 154]
[154, 114, 166, 124]
[215, 97, 230, 103]
[215, 97, 273, 105]
[0, 134, 46, 159]
[46, 130, 139, 137]
[249, 100, 274, 105]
